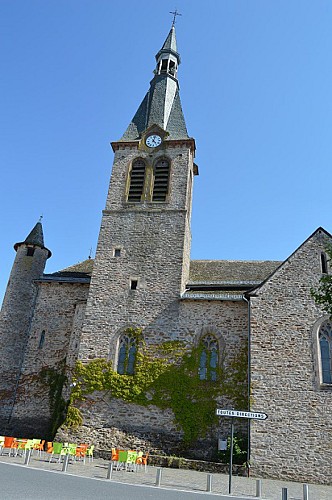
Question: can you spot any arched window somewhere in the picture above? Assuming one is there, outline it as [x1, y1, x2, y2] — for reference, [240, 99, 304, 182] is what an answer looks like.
[153, 159, 170, 202]
[198, 334, 219, 381]
[319, 321, 332, 384]
[127, 159, 146, 202]
[117, 332, 137, 375]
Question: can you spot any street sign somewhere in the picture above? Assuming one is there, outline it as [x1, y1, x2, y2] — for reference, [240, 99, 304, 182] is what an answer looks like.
[216, 409, 268, 420]
[216, 408, 268, 496]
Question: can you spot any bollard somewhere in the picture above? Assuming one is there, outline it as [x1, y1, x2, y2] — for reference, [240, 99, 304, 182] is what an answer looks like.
[62, 454, 69, 472]
[24, 449, 32, 466]
[206, 473, 212, 492]
[155, 467, 162, 487]
[303, 483, 309, 500]
[107, 462, 113, 480]
[255, 479, 262, 498]
[281, 487, 288, 500]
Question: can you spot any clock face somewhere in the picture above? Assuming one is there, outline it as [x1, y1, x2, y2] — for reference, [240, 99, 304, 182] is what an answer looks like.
[145, 134, 162, 148]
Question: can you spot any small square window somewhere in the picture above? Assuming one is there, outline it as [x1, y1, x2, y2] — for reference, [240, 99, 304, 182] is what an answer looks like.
[27, 247, 35, 257]
[114, 248, 121, 257]
[130, 280, 138, 290]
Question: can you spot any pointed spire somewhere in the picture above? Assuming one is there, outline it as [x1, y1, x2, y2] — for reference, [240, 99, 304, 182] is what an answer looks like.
[155, 25, 181, 77]
[14, 221, 52, 258]
[120, 25, 188, 141]
[156, 26, 178, 58]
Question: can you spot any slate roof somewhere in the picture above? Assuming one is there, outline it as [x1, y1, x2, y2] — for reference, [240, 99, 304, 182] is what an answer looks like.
[14, 221, 52, 257]
[40, 258, 94, 283]
[157, 25, 178, 54]
[188, 260, 281, 284]
[44, 258, 281, 293]
[24, 222, 45, 247]
[120, 26, 188, 141]
[59, 259, 94, 275]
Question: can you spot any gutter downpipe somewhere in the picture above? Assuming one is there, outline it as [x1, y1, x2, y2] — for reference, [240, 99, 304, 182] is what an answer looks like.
[242, 294, 251, 474]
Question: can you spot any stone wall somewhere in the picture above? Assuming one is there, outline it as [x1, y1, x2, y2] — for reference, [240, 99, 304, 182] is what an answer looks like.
[250, 229, 332, 484]
[7, 280, 89, 437]
[79, 142, 195, 363]
[0, 244, 49, 432]
[62, 298, 249, 460]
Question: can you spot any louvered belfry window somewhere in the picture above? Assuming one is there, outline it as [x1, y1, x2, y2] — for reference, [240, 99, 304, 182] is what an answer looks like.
[128, 159, 146, 202]
[153, 159, 170, 202]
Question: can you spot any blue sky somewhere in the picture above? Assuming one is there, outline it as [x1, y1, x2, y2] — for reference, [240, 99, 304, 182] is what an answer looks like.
[1, 0, 332, 301]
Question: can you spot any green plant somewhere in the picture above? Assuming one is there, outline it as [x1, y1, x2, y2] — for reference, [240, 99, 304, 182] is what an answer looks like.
[218, 435, 247, 465]
[65, 328, 248, 446]
[311, 245, 332, 318]
[40, 363, 68, 437]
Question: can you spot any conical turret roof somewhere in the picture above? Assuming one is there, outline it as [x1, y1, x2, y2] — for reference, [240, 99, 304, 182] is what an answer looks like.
[24, 222, 45, 247]
[14, 221, 52, 257]
[120, 26, 188, 141]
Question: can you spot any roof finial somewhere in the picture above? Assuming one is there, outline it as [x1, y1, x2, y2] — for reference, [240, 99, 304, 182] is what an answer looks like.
[88, 246, 93, 260]
[39, 215, 43, 223]
[169, 8, 182, 27]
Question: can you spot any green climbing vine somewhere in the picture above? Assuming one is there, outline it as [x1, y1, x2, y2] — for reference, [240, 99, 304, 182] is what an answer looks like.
[65, 328, 248, 445]
[311, 244, 332, 318]
[40, 362, 68, 437]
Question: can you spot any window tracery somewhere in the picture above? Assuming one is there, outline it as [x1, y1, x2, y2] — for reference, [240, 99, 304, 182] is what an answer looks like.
[117, 332, 137, 375]
[198, 334, 219, 381]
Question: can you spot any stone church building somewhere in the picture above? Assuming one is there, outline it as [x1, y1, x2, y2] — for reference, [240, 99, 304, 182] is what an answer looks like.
[1, 26, 332, 484]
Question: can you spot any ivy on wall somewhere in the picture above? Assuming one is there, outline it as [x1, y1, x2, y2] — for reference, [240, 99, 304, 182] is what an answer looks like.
[65, 328, 248, 445]
[40, 362, 68, 437]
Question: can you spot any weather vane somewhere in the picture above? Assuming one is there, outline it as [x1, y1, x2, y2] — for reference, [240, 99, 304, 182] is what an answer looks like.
[39, 215, 43, 223]
[169, 9, 182, 27]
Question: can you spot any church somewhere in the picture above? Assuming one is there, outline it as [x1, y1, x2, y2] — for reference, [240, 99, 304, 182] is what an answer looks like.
[1, 24, 332, 485]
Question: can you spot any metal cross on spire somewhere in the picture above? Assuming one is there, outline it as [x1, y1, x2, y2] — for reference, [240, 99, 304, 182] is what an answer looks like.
[169, 8, 182, 27]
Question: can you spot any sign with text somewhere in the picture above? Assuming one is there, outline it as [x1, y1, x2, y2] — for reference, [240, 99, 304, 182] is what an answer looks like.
[216, 409, 268, 420]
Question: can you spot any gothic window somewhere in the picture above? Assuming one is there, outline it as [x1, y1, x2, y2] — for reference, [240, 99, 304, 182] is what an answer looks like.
[319, 321, 332, 384]
[198, 334, 219, 381]
[127, 159, 146, 202]
[117, 332, 137, 375]
[153, 159, 170, 201]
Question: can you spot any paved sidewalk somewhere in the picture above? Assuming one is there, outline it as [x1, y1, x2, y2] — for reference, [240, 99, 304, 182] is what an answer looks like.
[0, 452, 331, 499]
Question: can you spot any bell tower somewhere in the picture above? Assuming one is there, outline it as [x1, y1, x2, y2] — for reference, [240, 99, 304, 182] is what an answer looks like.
[79, 26, 197, 360]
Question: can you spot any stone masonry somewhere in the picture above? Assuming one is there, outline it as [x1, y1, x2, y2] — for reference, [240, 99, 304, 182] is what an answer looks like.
[250, 229, 332, 484]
